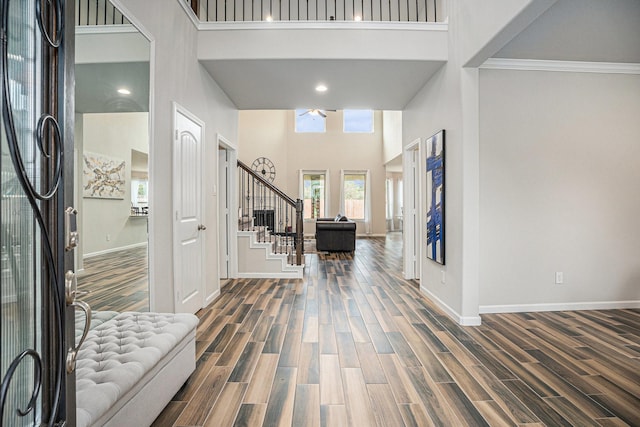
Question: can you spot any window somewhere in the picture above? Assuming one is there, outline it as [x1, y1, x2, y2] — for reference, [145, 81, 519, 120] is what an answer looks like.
[301, 171, 328, 219]
[295, 109, 326, 133]
[342, 173, 367, 219]
[343, 109, 373, 133]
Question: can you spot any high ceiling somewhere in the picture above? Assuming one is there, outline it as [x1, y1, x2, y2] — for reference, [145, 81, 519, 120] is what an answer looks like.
[200, 58, 445, 110]
[76, 0, 640, 115]
[494, 0, 640, 63]
[75, 62, 150, 113]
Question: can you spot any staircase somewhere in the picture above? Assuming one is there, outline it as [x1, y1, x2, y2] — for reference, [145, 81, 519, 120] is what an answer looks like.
[236, 161, 304, 279]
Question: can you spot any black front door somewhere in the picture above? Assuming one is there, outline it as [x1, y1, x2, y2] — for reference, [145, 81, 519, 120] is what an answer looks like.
[1, 1, 78, 425]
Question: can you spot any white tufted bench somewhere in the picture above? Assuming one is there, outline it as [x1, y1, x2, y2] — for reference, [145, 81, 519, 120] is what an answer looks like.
[74, 311, 199, 427]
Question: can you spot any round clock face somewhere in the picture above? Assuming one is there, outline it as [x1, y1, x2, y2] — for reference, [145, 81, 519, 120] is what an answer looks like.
[251, 157, 276, 183]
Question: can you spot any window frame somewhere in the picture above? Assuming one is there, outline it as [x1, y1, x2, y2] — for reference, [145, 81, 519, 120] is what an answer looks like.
[341, 170, 368, 221]
[300, 169, 330, 221]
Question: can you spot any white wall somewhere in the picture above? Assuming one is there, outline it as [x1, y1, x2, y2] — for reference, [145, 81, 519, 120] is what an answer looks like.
[382, 110, 403, 164]
[402, 0, 569, 325]
[479, 69, 640, 309]
[115, 0, 239, 312]
[81, 112, 149, 255]
[238, 110, 387, 236]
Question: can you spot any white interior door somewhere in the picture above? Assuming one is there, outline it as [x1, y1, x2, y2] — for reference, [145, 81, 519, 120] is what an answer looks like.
[218, 147, 229, 279]
[173, 105, 205, 314]
[413, 148, 421, 280]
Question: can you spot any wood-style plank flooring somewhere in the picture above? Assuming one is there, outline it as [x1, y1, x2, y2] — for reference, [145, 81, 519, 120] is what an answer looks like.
[152, 234, 640, 426]
[77, 246, 149, 312]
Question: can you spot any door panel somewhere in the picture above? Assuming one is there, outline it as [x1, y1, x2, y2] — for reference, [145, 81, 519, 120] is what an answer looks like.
[173, 107, 204, 314]
[218, 148, 229, 279]
[1, 0, 75, 425]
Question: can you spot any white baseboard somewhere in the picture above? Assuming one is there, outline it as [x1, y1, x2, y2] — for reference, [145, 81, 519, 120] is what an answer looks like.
[479, 300, 640, 314]
[420, 286, 482, 326]
[237, 271, 302, 279]
[84, 241, 148, 259]
[205, 289, 221, 306]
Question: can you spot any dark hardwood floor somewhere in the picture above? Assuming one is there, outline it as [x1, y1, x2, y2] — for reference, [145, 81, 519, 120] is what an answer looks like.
[151, 234, 640, 426]
[77, 245, 149, 312]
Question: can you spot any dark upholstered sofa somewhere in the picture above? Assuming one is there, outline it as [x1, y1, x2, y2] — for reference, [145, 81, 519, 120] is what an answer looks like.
[315, 215, 356, 252]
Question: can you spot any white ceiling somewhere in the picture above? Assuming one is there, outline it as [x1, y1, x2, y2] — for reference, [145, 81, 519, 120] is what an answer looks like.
[494, 0, 640, 63]
[201, 58, 445, 110]
[76, 0, 640, 115]
[75, 62, 150, 113]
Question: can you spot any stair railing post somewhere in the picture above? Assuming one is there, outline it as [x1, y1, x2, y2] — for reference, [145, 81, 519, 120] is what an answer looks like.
[296, 198, 304, 265]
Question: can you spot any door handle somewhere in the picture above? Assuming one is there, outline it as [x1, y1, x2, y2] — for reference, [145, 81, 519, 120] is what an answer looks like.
[67, 299, 92, 373]
[64, 270, 92, 373]
[198, 224, 207, 231]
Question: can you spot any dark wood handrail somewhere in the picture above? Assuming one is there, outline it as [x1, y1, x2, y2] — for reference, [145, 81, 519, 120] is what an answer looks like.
[237, 160, 296, 207]
[237, 159, 304, 266]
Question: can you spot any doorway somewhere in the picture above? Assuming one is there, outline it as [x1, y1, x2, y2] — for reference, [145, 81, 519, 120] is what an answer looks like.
[173, 104, 206, 314]
[217, 135, 238, 286]
[403, 138, 422, 281]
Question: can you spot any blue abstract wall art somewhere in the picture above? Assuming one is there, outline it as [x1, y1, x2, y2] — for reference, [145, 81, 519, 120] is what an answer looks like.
[426, 130, 445, 265]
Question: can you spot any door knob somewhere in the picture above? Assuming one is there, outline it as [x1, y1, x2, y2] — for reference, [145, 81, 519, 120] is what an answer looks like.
[198, 224, 207, 231]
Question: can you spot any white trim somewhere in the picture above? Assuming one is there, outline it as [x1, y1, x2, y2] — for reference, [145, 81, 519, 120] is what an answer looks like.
[403, 138, 421, 280]
[83, 242, 148, 259]
[198, 21, 448, 32]
[177, 0, 201, 29]
[481, 58, 640, 75]
[217, 133, 239, 280]
[479, 300, 640, 314]
[110, 0, 157, 312]
[420, 286, 482, 326]
[237, 272, 304, 279]
[75, 24, 139, 35]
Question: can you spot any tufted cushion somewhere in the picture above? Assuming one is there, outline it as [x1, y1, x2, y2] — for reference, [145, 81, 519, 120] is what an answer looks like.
[75, 312, 199, 427]
[75, 310, 119, 339]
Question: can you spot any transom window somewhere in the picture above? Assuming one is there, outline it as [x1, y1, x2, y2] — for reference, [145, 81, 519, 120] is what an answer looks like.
[343, 109, 373, 133]
[295, 109, 326, 133]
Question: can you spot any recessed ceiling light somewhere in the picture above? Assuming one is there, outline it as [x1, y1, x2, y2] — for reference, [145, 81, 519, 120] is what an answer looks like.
[265, 15, 273, 21]
[117, 88, 131, 95]
[315, 84, 328, 92]
[354, 15, 362, 21]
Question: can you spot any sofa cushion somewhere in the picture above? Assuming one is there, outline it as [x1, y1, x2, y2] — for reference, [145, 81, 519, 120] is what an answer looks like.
[75, 312, 199, 427]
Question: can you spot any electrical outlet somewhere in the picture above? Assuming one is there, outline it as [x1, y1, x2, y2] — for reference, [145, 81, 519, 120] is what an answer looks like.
[441, 270, 446, 284]
[555, 272, 564, 284]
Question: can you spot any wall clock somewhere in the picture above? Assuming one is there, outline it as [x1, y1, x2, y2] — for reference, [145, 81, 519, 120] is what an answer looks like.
[251, 157, 276, 183]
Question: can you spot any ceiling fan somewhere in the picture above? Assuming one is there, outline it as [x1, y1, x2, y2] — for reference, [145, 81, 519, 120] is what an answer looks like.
[298, 109, 336, 118]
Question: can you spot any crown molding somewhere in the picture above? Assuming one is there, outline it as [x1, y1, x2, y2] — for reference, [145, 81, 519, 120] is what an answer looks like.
[481, 58, 640, 75]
